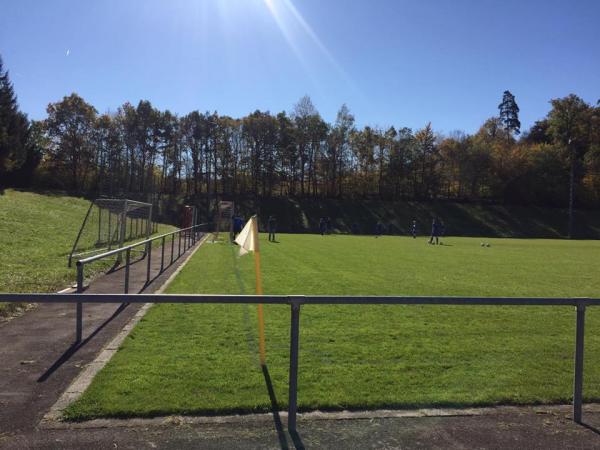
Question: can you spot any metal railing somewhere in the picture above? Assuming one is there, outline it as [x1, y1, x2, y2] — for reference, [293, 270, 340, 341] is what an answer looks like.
[74, 224, 207, 341]
[0, 293, 598, 429]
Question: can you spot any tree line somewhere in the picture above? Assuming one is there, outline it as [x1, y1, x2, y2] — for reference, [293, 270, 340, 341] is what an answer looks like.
[2, 56, 600, 219]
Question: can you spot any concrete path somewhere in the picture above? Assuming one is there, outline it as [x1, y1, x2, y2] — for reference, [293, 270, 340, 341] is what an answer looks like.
[0, 237, 203, 445]
[4, 408, 600, 449]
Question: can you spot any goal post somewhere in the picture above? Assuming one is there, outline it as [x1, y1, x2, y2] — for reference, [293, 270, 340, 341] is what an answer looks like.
[213, 200, 235, 242]
[68, 198, 155, 266]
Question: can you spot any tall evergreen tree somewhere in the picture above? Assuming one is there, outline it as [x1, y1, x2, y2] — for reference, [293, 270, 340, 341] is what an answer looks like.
[498, 90, 521, 137]
[0, 55, 32, 185]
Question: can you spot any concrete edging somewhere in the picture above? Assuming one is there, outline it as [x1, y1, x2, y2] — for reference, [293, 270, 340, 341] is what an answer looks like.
[41, 234, 211, 426]
[40, 403, 600, 430]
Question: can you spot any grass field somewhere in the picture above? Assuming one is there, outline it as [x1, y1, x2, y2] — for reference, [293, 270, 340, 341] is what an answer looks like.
[65, 233, 600, 420]
[0, 189, 174, 314]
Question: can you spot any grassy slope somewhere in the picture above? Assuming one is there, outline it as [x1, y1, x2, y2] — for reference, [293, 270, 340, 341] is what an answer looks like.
[0, 190, 174, 311]
[225, 197, 600, 238]
[66, 234, 600, 419]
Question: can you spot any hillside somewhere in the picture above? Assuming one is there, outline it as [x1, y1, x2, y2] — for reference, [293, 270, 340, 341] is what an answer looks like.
[226, 197, 600, 239]
[0, 190, 174, 314]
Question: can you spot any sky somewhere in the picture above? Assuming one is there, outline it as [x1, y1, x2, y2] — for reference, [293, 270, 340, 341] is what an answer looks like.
[1, 0, 599, 134]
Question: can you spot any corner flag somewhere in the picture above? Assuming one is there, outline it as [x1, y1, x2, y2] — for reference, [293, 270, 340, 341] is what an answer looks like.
[234, 215, 259, 256]
[234, 215, 266, 365]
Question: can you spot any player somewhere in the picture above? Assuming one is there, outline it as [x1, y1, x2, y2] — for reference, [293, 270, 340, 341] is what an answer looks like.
[411, 220, 417, 238]
[268, 215, 277, 242]
[233, 215, 244, 237]
[429, 218, 439, 245]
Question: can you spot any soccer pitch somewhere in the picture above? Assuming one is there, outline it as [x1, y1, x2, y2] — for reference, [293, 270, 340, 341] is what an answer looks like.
[66, 234, 600, 419]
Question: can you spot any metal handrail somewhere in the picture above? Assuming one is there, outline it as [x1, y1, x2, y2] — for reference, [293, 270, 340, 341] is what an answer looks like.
[3, 293, 599, 306]
[77, 223, 208, 265]
[74, 223, 209, 302]
[0, 292, 597, 428]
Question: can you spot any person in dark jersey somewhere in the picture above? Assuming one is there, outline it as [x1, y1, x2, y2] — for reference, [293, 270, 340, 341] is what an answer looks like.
[268, 215, 277, 242]
[411, 220, 417, 238]
[429, 218, 440, 245]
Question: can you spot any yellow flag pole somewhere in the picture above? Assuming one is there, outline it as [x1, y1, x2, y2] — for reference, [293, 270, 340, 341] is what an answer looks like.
[252, 216, 266, 365]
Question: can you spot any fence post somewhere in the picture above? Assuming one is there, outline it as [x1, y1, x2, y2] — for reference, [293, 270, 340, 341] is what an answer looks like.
[76, 262, 84, 342]
[171, 233, 175, 264]
[573, 303, 586, 423]
[178, 231, 182, 258]
[160, 236, 166, 273]
[288, 302, 301, 431]
[124, 248, 131, 294]
[146, 241, 152, 285]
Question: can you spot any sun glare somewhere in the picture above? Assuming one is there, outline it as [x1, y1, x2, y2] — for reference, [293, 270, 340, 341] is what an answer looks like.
[261, 0, 354, 88]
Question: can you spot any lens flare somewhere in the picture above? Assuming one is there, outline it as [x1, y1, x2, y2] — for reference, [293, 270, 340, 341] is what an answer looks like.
[262, 0, 355, 89]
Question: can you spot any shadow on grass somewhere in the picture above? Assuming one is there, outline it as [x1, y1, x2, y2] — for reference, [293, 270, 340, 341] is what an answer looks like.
[37, 303, 128, 382]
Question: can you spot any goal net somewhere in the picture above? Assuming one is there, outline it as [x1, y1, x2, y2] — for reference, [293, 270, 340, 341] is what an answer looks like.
[213, 200, 234, 242]
[68, 198, 155, 266]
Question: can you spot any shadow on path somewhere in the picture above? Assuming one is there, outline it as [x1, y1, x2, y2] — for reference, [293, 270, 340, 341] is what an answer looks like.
[262, 365, 290, 450]
[581, 422, 600, 436]
[36, 303, 128, 383]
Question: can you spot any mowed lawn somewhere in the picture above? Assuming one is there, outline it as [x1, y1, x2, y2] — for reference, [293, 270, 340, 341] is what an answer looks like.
[0, 189, 174, 315]
[66, 234, 600, 419]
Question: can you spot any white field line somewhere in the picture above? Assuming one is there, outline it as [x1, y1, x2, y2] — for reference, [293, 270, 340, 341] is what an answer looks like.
[41, 234, 211, 425]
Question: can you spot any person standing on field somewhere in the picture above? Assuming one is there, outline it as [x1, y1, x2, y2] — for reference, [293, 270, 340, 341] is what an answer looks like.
[411, 220, 417, 238]
[429, 218, 440, 245]
[268, 215, 277, 242]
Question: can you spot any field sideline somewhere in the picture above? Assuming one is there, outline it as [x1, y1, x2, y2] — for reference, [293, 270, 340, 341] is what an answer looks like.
[65, 234, 600, 419]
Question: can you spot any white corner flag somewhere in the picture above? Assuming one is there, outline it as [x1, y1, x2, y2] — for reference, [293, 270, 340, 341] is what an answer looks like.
[234, 215, 259, 256]
[233, 215, 266, 365]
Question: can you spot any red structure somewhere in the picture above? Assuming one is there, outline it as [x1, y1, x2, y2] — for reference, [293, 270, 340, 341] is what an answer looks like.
[181, 205, 196, 228]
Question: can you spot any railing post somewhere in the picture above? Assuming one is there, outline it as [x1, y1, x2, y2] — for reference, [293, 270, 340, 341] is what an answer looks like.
[146, 241, 152, 285]
[171, 233, 175, 264]
[124, 248, 131, 294]
[288, 302, 301, 431]
[573, 303, 586, 423]
[160, 236, 166, 273]
[178, 231, 182, 258]
[76, 262, 84, 342]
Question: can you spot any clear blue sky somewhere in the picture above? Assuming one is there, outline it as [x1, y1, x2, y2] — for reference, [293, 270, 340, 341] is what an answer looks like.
[1, 0, 599, 133]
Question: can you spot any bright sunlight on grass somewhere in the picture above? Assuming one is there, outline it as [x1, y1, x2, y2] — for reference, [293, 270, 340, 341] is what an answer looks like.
[65, 234, 600, 419]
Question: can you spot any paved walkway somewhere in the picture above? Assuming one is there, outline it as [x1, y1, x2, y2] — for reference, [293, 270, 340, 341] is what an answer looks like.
[0, 237, 203, 444]
[4, 408, 600, 449]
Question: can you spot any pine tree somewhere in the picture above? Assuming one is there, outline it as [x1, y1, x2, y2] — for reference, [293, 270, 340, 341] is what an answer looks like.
[498, 90, 521, 137]
[0, 55, 32, 185]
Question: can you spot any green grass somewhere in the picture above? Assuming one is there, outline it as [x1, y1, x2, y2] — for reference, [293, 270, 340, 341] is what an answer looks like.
[65, 233, 600, 420]
[0, 189, 174, 313]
